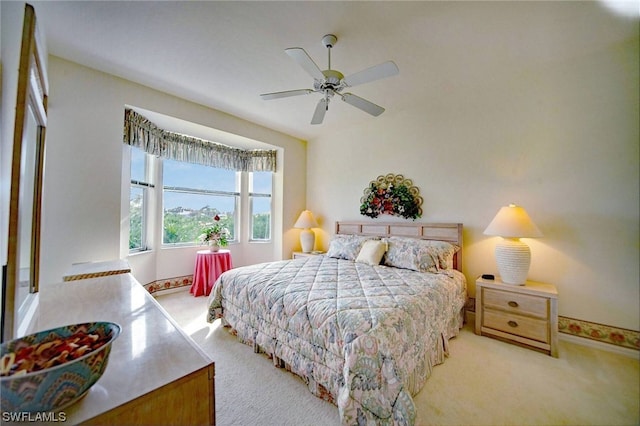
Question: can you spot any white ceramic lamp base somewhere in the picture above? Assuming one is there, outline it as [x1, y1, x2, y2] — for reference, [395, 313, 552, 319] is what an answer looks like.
[299, 228, 315, 253]
[495, 238, 531, 285]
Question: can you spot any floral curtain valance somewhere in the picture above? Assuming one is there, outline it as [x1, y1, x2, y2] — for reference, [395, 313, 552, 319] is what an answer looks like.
[123, 108, 276, 172]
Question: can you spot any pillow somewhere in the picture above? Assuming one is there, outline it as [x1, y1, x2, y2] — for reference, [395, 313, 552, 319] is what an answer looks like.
[382, 237, 437, 272]
[355, 240, 387, 266]
[429, 240, 459, 270]
[438, 242, 459, 270]
[326, 234, 377, 261]
[383, 237, 459, 272]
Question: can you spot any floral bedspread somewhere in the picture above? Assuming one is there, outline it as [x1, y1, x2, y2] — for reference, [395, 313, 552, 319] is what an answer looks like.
[207, 256, 466, 425]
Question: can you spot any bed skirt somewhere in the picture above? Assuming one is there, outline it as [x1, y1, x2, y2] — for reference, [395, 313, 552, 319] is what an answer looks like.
[215, 305, 465, 419]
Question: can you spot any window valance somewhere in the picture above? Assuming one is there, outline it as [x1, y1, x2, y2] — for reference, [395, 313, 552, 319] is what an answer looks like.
[123, 108, 276, 172]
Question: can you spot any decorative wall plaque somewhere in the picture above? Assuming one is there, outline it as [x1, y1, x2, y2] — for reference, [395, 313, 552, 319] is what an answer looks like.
[359, 174, 423, 220]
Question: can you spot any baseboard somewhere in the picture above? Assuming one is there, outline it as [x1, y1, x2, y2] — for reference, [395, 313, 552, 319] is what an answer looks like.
[558, 316, 639, 352]
[465, 310, 475, 326]
[559, 333, 640, 358]
[143, 275, 193, 295]
[152, 286, 190, 297]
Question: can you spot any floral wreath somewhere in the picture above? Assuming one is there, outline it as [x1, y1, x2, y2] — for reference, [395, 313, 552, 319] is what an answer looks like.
[360, 174, 423, 220]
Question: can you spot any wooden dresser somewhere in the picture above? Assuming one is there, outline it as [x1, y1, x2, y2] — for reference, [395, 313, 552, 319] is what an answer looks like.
[475, 276, 558, 357]
[33, 273, 215, 425]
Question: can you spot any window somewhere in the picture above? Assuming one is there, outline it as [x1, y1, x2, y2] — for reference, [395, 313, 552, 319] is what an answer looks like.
[129, 147, 153, 251]
[124, 109, 277, 251]
[249, 171, 273, 241]
[162, 159, 239, 245]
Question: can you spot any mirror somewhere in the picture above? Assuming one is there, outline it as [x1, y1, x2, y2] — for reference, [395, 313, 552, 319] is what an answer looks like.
[2, 3, 48, 341]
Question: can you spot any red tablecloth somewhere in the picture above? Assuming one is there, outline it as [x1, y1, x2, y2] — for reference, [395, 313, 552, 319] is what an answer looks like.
[190, 249, 233, 297]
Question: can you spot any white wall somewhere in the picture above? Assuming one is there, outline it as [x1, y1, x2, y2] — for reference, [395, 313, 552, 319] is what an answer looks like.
[307, 37, 639, 331]
[42, 56, 306, 287]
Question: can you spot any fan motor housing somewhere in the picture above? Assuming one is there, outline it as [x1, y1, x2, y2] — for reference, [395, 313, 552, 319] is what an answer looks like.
[315, 69, 344, 91]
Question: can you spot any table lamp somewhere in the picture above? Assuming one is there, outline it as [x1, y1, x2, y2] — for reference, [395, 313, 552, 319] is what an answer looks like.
[483, 204, 543, 285]
[294, 210, 319, 253]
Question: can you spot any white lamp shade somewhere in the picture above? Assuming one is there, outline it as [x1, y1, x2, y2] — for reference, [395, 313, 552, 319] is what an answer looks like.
[483, 204, 543, 238]
[484, 204, 542, 285]
[294, 210, 319, 229]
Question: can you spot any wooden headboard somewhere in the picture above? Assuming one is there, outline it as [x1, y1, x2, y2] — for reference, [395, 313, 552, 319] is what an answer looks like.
[335, 221, 463, 272]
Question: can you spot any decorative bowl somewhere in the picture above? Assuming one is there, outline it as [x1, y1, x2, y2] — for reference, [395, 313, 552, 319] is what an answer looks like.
[1, 321, 121, 413]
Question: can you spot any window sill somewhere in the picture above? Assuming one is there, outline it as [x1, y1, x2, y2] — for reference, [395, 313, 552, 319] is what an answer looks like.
[128, 249, 152, 256]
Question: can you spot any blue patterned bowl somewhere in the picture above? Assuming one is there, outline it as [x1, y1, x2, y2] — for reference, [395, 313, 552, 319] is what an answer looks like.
[1, 321, 120, 413]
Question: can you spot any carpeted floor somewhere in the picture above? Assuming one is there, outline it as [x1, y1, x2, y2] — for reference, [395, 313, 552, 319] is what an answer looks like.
[155, 289, 639, 426]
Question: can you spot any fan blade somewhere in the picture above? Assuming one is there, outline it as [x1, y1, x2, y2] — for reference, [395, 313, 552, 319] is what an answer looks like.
[260, 89, 313, 100]
[311, 98, 328, 125]
[285, 48, 325, 81]
[343, 61, 399, 87]
[341, 93, 385, 116]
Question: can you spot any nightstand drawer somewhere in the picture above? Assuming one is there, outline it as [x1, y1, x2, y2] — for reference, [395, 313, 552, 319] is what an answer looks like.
[483, 310, 549, 343]
[483, 288, 548, 318]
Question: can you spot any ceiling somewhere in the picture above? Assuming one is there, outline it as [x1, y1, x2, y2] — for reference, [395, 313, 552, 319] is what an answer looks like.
[30, 1, 638, 143]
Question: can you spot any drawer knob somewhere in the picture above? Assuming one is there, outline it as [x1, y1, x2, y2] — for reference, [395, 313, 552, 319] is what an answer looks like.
[508, 301, 519, 308]
[508, 320, 518, 328]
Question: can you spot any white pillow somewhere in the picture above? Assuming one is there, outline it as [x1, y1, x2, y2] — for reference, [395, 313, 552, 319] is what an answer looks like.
[355, 240, 387, 266]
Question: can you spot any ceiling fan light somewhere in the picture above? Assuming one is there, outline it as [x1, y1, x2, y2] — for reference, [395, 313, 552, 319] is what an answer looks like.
[263, 34, 398, 124]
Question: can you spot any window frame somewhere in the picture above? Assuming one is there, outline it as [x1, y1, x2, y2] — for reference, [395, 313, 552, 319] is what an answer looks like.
[248, 171, 273, 242]
[128, 147, 154, 253]
[125, 148, 276, 252]
[161, 161, 240, 247]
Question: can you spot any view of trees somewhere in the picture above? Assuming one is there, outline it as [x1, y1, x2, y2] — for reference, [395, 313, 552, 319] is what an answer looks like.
[129, 147, 273, 251]
[251, 212, 271, 240]
[129, 191, 143, 250]
[129, 194, 270, 249]
[163, 206, 234, 244]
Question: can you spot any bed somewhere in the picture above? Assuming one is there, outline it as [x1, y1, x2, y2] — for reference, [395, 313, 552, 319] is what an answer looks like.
[207, 221, 466, 425]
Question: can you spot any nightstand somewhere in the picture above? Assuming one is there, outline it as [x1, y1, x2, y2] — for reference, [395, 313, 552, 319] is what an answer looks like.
[475, 276, 558, 357]
[292, 251, 324, 259]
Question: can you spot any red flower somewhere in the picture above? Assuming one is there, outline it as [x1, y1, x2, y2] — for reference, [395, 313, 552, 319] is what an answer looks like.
[609, 332, 625, 343]
[214, 214, 220, 221]
[568, 323, 581, 333]
[590, 329, 601, 338]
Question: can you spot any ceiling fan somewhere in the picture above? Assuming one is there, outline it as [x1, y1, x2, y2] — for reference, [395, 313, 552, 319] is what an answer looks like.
[260, 34, 399, 125]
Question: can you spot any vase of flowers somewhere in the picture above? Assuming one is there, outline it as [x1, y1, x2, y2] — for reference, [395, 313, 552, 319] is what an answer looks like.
[199, 215, 229, 252]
